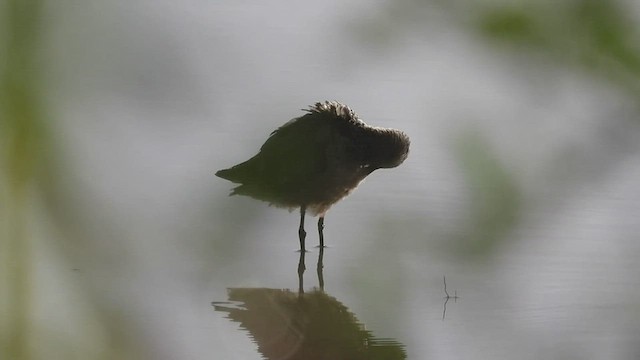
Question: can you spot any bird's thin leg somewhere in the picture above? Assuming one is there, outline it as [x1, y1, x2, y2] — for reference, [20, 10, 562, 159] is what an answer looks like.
[317, 216, 325, 248]
[298, 206, 307, 252]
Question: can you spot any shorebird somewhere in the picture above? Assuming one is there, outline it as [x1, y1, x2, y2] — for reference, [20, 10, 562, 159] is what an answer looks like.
[216, 101, 410, 251]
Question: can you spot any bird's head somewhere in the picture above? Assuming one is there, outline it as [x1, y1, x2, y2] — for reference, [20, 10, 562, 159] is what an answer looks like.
[367, 129, 410, 170]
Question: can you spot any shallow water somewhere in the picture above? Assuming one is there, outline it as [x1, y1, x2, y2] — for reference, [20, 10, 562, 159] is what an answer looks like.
[199, 177, 640, 360]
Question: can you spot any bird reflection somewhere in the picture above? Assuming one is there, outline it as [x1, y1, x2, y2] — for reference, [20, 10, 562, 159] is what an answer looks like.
[316, 245, 325, 291]
[213, 288, 406, 360]
[213, 251, 406, 360]
[216, 101, 410, 252]
[297, 240, 324, 294]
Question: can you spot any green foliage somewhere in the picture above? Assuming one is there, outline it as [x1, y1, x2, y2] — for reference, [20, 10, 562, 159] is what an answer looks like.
[480, 7, 541, 45]
[356, 0, 640, 96]
[453, 130, 521, 256]
[477, 0, 640, 95]
[1, 1, 45, 359]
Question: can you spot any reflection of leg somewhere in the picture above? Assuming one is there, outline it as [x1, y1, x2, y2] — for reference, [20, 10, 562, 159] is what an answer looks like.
[442, 297, 448, 321]
[298, 206, 307, 252]
[316, 245, 324, 291]
[298, 250, 306, 294]
[317, 216, 324, 248]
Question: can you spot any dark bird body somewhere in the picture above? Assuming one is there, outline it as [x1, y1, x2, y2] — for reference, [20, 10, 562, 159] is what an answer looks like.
[216, 101, 409, 251]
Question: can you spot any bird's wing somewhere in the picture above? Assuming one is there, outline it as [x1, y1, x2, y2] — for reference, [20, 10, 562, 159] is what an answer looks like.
[256, 113, 334, 189]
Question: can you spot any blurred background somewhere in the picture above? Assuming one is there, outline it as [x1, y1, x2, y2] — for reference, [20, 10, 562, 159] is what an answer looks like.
[2, 0, 640, 359]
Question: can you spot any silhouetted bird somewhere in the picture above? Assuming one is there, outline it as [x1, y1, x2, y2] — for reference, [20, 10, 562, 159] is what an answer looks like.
[216, 101, 410, 251]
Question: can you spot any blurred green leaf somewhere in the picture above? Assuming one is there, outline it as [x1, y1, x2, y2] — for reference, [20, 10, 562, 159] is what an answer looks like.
[452, 130, 521, 256]
[355, 0, 640, 97]
[480, 7, 541, 45]
[1, 1, 44, 359]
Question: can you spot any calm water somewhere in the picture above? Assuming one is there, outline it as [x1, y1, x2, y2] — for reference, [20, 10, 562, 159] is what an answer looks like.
[17, 1, 640, 359]
[41, 166, 640, 359]
[200, 174, 640, 360]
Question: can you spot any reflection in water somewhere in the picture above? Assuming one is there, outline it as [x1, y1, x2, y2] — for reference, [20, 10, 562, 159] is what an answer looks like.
[316, 246, 325, 291]
[442, 295, 459, 321]
[442, 276, 459, 321]
[213, 288, 406, 360]
[213, 251, 406, 359]
[298, 244, 325, 294]
[297, 250, 306, 294]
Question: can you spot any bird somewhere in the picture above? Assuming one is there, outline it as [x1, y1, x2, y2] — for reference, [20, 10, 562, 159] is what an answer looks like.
[216, 101, 410, 252]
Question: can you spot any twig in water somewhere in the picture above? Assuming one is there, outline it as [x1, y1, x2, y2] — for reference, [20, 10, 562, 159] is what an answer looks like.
[443, 276, 459, 300]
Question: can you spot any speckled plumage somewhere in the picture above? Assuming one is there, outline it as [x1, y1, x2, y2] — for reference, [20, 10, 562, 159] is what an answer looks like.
[216, 101, 409, 249]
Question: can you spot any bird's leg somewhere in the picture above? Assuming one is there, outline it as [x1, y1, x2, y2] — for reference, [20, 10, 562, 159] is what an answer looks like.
[298, 206, 307, 252]
[317, 216, 325, 248]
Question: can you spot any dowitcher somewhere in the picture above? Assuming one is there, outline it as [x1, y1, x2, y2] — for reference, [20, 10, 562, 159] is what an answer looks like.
[216, 101, 410, 251]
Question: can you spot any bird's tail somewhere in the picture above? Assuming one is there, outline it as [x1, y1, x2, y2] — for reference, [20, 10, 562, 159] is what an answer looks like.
[215, 159, 256, 183]
[215, 168, 235, 181]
